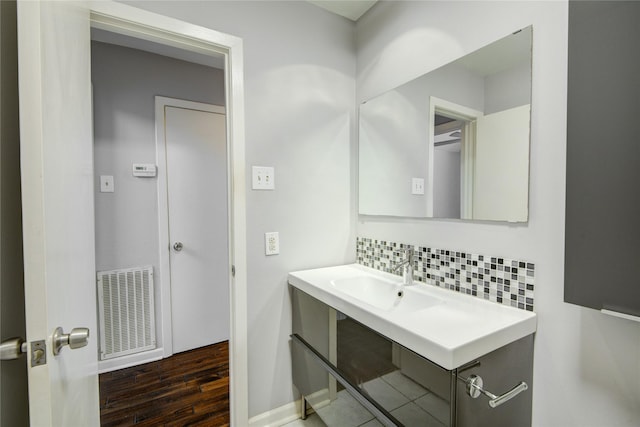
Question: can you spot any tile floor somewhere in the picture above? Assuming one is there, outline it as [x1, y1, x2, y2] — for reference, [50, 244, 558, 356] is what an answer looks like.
[282, 413, 325, 427]
[283, 369, 449, 427]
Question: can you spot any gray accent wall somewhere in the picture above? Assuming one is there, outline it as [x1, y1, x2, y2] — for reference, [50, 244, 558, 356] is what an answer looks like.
[92, 41, 225, 352]
[565, 1, 640, 316]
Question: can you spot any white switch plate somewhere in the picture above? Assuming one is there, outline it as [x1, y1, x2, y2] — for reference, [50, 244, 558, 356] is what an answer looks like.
[100, 175, 114, 193]
[412, 177, 425, 195]
[252, 166, 275, 190]
[265, 232, 279, 255]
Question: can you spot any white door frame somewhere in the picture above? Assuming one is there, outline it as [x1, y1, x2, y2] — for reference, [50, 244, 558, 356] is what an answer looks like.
[90, 2, 248, 424]
[155, 96, 227, 357]
[429, 96, 482, 220]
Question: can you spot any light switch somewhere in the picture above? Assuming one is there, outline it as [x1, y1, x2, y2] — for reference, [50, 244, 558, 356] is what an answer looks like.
[265, 232, 279, 255]
[412, 177, 425, 195]
[100, 175, 114, 193]
[252, 166, 275, 190]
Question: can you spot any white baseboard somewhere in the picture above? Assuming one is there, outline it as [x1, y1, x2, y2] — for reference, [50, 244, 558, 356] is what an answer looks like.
[248, 388, 333, 427]
[98, 348, 164, 373]
[248, 399, 302, 427]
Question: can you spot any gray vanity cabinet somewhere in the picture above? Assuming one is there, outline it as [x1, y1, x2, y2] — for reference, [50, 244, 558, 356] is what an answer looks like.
[565, 1, 640, 317]
[291, 287, 534, 427]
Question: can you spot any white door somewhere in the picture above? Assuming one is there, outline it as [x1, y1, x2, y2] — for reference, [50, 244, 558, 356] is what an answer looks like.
[161, 100, 229, 354]
[473, 104, 531, 221]
[17, 1, 100, 426]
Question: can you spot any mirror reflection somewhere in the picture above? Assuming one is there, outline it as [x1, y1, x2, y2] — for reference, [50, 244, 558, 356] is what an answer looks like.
[359, 26, 532, 222]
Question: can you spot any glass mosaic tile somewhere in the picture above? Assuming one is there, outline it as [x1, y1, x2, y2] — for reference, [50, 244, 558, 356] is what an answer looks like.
[356, 237, 535, 311]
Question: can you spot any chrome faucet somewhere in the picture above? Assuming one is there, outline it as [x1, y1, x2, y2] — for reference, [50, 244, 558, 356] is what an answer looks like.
[392, 247, 414, 286]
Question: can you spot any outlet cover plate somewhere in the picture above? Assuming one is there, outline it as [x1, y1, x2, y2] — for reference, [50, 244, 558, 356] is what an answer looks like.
[411, 177, 425, 195]
[265, 232, 279, 255]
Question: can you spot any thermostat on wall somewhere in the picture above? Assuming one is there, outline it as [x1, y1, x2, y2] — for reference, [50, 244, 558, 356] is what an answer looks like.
[132, 164, 157, 177]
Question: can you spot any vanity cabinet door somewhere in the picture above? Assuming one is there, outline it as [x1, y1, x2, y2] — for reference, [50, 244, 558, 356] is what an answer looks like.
[290, 287, 533, 426]
[291, 288, 454, 426]
[291, 288, 332, 399]
[337, 317, 453, 426]
[565, 0, 640, 317]
[456, 335, 534, 427]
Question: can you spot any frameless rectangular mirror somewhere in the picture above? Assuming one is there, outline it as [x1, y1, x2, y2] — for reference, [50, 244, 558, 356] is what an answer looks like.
[359, 26, 532, 222]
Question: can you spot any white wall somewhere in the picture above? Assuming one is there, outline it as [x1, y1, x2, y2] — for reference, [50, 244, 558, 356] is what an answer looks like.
[484, 61, 531, 114]
[108, 1, 640, 424]
[122, 1, 356, 417]
[356, 2, 640, 426]
[92, 40, 225, 273]
[92, 41, 225, 360]
[359, 62, 483, 217]
[359, 84, 431, 217]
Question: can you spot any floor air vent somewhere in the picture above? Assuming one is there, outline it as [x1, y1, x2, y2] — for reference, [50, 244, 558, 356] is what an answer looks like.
[97, 266, 156, 360]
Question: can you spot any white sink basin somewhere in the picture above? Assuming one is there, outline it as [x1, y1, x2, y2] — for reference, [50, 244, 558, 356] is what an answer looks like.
[330, 276, 443, 312]
[289, 263, 537, 369]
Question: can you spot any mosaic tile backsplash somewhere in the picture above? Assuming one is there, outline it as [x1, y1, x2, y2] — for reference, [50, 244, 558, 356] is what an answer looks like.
[356, 237, 535, 311]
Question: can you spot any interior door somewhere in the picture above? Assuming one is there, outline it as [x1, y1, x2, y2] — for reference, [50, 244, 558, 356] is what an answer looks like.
[473, 104, 531, 221]
[17, 1, 100, 425]
[163, 102, 229, 354]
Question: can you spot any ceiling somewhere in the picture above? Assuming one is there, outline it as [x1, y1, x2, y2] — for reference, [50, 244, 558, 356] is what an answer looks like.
[306, 0, 378, 21]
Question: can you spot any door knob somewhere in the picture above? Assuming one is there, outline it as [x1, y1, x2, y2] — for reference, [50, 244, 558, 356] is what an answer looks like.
[1, 337, 47, 366]
[52, 327, 89, 355]
[0, 337, 27, 360]
[173, 242, 184, 252]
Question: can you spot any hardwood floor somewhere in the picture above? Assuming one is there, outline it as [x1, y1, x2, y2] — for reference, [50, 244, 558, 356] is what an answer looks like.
[99, 342, 230, 426]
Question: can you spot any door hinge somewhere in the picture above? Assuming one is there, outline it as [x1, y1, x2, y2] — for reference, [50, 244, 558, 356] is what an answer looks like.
[231, 265, 236, 277]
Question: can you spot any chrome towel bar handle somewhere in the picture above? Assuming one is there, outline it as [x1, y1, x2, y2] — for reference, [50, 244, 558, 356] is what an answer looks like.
[459, 373, 528, 408]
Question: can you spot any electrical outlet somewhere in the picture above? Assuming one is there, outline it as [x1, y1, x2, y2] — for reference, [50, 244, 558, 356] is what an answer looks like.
[411, 177, 425, 195]
[265, 232, 279, 256]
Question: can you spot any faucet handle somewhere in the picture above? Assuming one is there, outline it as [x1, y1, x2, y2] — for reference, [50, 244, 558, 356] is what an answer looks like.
[398, 246, 415, 286]
[392, 246, 414, 272]
[392, 259, 407, 272]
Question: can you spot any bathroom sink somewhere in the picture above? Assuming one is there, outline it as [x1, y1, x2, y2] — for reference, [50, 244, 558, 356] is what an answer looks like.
[288, 263, 537, 369]
[330, 276, 443, 312]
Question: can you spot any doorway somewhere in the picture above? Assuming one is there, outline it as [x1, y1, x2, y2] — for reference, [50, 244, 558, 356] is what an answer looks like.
[429, 97, 482, 220]
[91, 33, 232, 424]
[433, 113, 464, 219]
